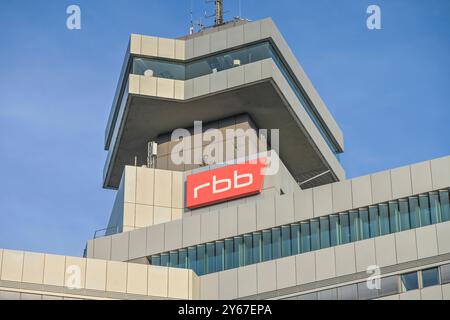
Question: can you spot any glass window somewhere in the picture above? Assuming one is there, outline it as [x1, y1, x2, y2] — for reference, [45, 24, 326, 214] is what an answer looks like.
[429, 192, 442, 224]
[320, 217, 330, 248]
[300, 222, 311, 252]
[409, 197, 421, 229]
[349, 210, 360, 242]
[197, 245, 206, 276]
[358, 282, 379, 300]
[369, 206, 380, 238]
[340, 213, 351, 244]
[215, 241, 224, 272]
[186, 58, 212, 79]
[337, 284, 358, 300]
[134, 43, 275, 80]
[388, 201, 400, 233]
[272, 228, 282, 260]
[310, 219, 320, 250]
[262, 230, 272, 261]
[161, 253, 169, 267]
[440, 264, 450, 284]
[398, 199, 411, 231]
[422, 268, 440, 288]
[379, 204, 390, 235]
[317, 288, 337, 300]
[178, 249, 187, 268]
[243, 235, 253, 266]
[224, 239, 234, 270]
[401, 272, 419, 292]
[439, 190, 450, 222]
[281, 226, 292, 257]
[169, 251, 179, 268]
[330, 215, 340, 246]
[187, 247, 196, 272]
[298, 292, 318, 300]
[253, 232, 262, 264]
[291, 224, 301, 255]
[133, 58, 185, 80]
[359, 208, 370, 240]
[419, 194, 431, 226]
[381, 276, 400, 296]
[234, 236, 244, 268]
[150, 255, 161, 266]
[186, 42, 273, 79]
[206, 243, 215, 273]
[145, 190, 450, 275]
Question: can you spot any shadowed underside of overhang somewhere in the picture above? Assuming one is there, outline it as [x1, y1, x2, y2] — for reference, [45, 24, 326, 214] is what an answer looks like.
[105, 80, 339, 189]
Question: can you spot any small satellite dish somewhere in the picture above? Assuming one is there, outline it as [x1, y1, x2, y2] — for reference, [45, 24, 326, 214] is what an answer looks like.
[144, 69, 154, 77]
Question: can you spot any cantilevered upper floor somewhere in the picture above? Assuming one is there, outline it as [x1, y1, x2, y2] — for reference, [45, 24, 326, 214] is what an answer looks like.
[103, 18, 345, 189]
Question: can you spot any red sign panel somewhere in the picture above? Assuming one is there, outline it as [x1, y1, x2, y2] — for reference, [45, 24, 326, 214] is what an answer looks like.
[186, 159, 266, 209]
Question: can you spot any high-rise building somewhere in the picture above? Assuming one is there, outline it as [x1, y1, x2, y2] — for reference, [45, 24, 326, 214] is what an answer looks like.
[1, 17, 450, 300]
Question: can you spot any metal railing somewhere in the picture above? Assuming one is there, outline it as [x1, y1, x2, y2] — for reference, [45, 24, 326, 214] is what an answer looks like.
[93, 226, 121, 239]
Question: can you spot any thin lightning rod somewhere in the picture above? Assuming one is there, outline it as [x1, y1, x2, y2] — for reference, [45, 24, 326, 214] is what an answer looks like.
[189, 0, 194, 34]
[238, 0, 242, 18]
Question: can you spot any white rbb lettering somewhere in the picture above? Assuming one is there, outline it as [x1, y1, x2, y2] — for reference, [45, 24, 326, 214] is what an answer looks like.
[193, 170, 255, 199]
[234, 170, 252, 189]
[213, 175, 232, 194]
[194, 182, 210, 199]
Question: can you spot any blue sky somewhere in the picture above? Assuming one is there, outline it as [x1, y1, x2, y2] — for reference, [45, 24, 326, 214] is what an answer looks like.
[0, 0, 449, 257]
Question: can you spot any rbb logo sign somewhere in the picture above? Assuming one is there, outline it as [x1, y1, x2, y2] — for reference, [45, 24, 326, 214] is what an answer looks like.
[186, 159, 266, 209]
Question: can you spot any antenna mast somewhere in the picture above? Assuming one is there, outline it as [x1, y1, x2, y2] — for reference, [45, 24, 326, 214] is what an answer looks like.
[215, 0, 224, 26]
[189, 9, 194, 34]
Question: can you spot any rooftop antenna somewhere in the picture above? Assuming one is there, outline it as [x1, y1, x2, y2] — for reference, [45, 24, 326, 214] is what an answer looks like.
[238, 0, 242, 19]
[205, 0, 225, 26]
[188, 0, 206, 34]
[215, 0, 224, 26]
[189, 1, 195, 35]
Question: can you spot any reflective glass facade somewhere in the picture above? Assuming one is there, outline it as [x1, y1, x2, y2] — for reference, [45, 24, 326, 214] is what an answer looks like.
[283, 263, 450, 300]
[401, 272, 419, 291]
[422, 268, 440, 288]
[133, 42, 275, 81]
[149, 189, 450, 276]
[131, 41, 341, 156]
